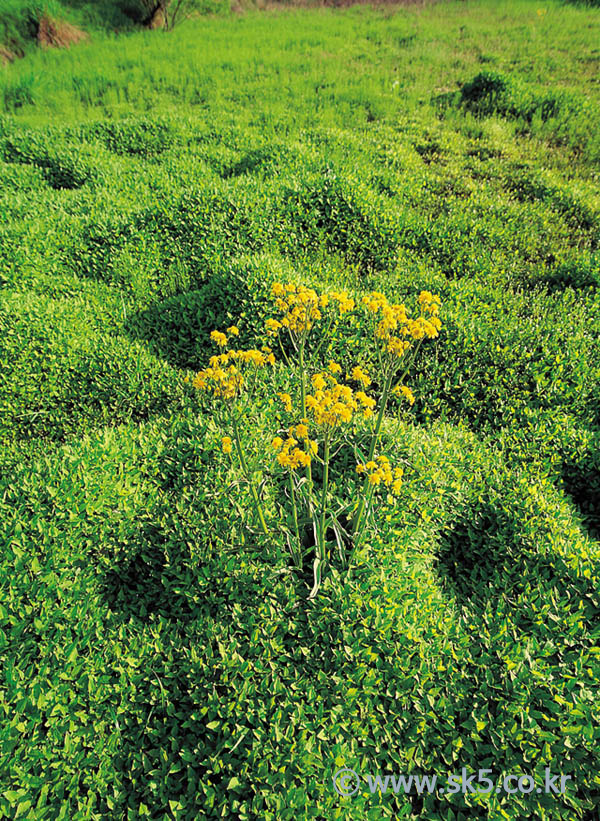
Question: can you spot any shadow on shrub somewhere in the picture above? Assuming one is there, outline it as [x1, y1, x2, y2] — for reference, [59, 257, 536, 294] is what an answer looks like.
[561, 454, 600, 540]
[542, 254, 600, 291]
[124, 267, 274, 369]
[435, 500, 599, 628]
[3, 132, 96, 189]
[100, 520, 201, 625]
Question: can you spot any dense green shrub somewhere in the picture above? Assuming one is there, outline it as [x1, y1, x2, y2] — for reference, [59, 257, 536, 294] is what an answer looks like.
[2, 129, 100, 188]
[408, 280, 600, 432]
[0, 294, 183, 444]
[1, 419, 599, 819]
[458, 71, 525, 117]
[72, 116, 183, 158]
[278, 167, 403, 271]
[451, 70, 600, 162]
[542, 252, 600, 290]
[124, 256, 277, 368]
[1, 3, 600, 818]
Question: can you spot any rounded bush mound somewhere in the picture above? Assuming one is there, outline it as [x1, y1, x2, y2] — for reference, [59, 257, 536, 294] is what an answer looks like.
[74, 116, 183, 158]
[2, 129, 100, 189]
[278, 167, 403, 272]
[124, 256, 277, 369]
[459, 71, 520, 116]
[0, 294, 183, 444]
[409, 279, 600, 432]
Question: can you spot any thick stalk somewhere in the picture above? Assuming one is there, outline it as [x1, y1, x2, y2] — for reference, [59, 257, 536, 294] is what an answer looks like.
[298, 343, 314, 492]
[288, 472, 302, 567]
[230, 413, 269, 536]
[318, 434, 331, 562]
[351, 368, 394, 541]
[299, 344, 307, 418]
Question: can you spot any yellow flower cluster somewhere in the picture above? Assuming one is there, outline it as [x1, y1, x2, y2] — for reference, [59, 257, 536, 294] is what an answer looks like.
[265, 282, 355, 338]
[277, 392, 293, 412]
[222, 436, 233, 454]
[417, 291, 442, 316]
[271, 430, 314, 470]
[355, 390, 376, 419]
[392, 384, 416, 405]
[356, 456, 403, 494]
[361, 290, 442, 355]
[192, 335, 275, 400]
[351, 365, 371, 386]
[210, 326, 241, 347]
[210, 330, 228, 347]
[193, 360, 243, 399]
[304, 371, 374, 427]
[328, 290, 355, 313]
[267, 282, 324, 336]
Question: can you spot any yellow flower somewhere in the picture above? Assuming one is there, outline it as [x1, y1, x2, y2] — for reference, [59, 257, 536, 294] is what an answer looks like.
[392, 478, 403, 495]
[210, 330, 228, 348]
[311, 374, 327, 391]
[355, 391, 376, 409]
[221, 436, 233, 454]
[330, 290, 355, 313]
[364, 291, 388, 307]
[291, 448, 311, 469]
[271, 436, 284, 451]
[356, 463, 366, 474]
[365, 461, 377, 470]
[328, 361, 342, 375]
[388, 337, 411, 358]
[295, 423, 308, 439]
[351, 366, 371, 387]
[398, 386, 415, 405]
[278, 392, 293, 412]
[277, 450, 291, 467]
[265, 318, 282, 334]
[226, 326, 239, 336]
[368, 473, 381, 486]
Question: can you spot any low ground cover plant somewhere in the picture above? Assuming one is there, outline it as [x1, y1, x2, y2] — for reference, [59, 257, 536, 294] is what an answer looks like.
[1, 1, 600, 818]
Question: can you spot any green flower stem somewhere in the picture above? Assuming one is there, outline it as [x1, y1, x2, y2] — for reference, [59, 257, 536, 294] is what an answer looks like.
[298, 343, 314, 493]
[230, 413, 270, 537]
[288, 472, 302, 567]
[351, 369, 394, 541]
[318, 434, 331, 563]
[299, 345, 307, 417]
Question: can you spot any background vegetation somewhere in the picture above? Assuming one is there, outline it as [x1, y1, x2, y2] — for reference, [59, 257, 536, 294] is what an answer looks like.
[1, 0, 600, 818]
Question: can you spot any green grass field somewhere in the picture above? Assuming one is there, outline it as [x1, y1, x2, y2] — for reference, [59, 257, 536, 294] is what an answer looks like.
[1, 0, 600, 818]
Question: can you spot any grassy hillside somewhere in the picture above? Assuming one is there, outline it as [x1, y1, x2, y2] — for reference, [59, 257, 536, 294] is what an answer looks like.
[0, 0, 140, 58]
[1, 1, 600, 818]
